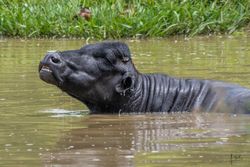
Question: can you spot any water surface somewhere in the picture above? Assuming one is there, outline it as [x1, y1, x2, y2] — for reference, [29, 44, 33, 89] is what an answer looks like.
[0, 35, 250, 166]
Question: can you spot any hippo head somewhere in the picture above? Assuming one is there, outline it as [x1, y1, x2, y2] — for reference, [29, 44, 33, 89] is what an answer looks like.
[39, 42, 138, 111]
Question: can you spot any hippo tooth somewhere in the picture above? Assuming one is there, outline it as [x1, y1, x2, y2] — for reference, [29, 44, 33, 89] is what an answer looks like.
[41, 65, 52, 72]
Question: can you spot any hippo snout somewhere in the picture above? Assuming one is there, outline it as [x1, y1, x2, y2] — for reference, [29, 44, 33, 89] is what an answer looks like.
[39, 51, 62, 86]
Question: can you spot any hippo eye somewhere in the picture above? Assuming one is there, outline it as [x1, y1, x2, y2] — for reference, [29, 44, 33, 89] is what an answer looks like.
[95, 56, 112, 65]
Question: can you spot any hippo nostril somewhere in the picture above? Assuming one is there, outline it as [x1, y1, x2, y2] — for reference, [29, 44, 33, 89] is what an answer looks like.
[51, 56, 60, 64]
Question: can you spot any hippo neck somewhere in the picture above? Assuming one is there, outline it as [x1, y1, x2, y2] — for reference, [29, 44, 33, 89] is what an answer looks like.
[123, 74, 209, 113]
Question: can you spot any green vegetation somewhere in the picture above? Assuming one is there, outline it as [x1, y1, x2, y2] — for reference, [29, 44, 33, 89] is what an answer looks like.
[0, 0, 249, 39]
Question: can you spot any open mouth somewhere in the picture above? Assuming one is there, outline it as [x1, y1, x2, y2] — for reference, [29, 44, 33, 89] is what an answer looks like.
[39, 64, 58, 85]
[40, 65, 52, 73]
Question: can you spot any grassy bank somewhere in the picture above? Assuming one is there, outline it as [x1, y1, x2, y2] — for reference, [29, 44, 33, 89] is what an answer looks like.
[0, 0, 249, 39]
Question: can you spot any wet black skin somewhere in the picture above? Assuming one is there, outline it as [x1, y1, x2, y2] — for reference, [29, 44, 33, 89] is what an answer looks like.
[39, 41, 250, 114]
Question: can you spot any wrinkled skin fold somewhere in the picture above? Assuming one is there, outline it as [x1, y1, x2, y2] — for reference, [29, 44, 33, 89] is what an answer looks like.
[39, 41, 250, 114]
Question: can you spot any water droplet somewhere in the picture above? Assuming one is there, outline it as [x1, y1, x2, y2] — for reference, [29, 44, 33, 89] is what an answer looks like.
[125, 155, 134, 159]
[67, 145, 74, 149]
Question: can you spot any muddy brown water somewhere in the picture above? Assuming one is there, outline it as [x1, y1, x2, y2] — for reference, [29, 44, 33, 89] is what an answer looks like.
[0, 35, 250, 167]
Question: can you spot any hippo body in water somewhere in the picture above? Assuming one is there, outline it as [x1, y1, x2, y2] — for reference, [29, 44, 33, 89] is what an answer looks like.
[39, 42, 250, 114]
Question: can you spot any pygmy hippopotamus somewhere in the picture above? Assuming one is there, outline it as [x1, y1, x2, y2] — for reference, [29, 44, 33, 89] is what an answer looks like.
[39, 41, 250, 114]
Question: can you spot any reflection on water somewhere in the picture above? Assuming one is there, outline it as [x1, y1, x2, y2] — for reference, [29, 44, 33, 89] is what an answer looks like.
[42, 113, 250, 167]
[0, 35, 250, 166]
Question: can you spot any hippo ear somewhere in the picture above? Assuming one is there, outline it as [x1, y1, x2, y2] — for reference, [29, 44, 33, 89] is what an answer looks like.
[115, 72, 135, 94]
